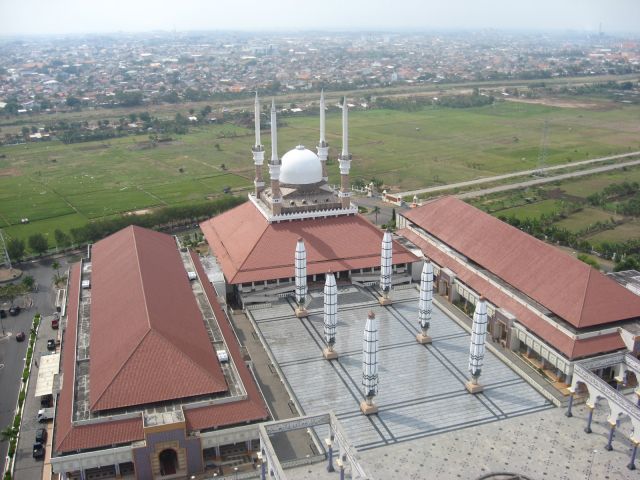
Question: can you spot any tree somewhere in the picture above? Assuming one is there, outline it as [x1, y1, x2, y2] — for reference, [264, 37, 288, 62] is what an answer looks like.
[54, 229, 70, 248]
[1, 426, 18, 442]
[65, 96, 81, 108]
[6, 238, 25, 263]
[21, 275, 35, 291]
[372, 206, 381, 225]
[28, 233, 48, 256]
[52, 261, 60, 278]
[615, 254, 640, 272]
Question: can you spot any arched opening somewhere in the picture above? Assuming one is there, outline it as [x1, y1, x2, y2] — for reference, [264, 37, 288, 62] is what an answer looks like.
[159, 449, 178, 476]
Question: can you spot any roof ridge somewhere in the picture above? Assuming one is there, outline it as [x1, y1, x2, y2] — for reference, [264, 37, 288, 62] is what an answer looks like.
[228, 211, 270, 282]
[91, 328, 152, 410]
[131, 227, 154, 331]
[151, 328, 226, 390]
[575, 266, 594, 326]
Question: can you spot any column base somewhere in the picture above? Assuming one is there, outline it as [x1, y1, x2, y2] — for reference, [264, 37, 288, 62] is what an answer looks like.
[416, 333, 432, 344]
[605, 444, 613, 451]
[378, 297, 393, 306]
[323, 348, 338, 360]
[585, 427, 592, 434]
[465, 381, 484, 394]
[360, 401, 378, 415]
[295, 307, 308, 318]
[628, 463, 636, 471]
[565, 411, 573, 418]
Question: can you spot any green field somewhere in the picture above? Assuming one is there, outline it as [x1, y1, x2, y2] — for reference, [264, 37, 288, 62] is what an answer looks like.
[554, 208, 622, 231]
[1, 100, 640, 244]
[495, 199, 563, 220]
[586, 220, 640, 244]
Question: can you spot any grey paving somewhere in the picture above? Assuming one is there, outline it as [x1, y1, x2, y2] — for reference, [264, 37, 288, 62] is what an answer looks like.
[255, 287, 553, 452]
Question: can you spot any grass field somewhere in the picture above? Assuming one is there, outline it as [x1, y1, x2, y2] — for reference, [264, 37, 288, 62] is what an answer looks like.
[1, 100, 640, 243]
[494, 199, 563, 220]
[585, 220, 640, 244]
[554, 208, 622, 231]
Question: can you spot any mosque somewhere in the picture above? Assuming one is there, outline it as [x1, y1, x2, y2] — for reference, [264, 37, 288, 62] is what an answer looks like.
[199, 93, 418, 305]
[47, 93, 640, 480]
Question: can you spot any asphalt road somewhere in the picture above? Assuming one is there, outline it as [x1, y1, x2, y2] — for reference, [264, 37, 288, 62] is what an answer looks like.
[456, 157, 640, 199]
[0, 257, 67, 475]
[396, 150, 640, 199]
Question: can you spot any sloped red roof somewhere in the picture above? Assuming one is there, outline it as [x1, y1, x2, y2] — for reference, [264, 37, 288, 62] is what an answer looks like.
[55, 263, 145, 452]
[55, 247, 268, 453]
[399, 228, 626, 360]
[403, 197, 640, 328]
[89, 226, 226, 411]
[200, 202, 418, 284]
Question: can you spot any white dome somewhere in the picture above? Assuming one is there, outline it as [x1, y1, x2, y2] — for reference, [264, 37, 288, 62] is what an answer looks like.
[279, 145, 323, 185]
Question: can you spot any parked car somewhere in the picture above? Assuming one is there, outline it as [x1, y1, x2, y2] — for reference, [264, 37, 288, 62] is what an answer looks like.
[32, 443, 45, 459]
[51, 318, 59, 329]
[0, 309, 6, 318]
[37, 408, 54, 423]
[40, 394, 53, 408]
[16, 331, 25, 342]
[35, 428, 47, 444]
[8, 306, 20, 316]
[46, 339, 56, 351]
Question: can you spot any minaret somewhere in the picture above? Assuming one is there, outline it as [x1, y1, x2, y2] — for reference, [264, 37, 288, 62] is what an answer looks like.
[466, 297, 488, 394]
[360, 311, 379, 415]
[269, 99, 282, 215]
[416, 259, 433, 344]
[317, 90, 329, 182]
[378, 229, 393, 305]
[338, 97, 352, 209]
[294, 238, 308, 318]
[323, 272, 338, 360]
[252, 93, 265, 197]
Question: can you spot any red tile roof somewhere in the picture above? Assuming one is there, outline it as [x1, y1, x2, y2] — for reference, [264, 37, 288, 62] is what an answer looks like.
[55, 263, 145, 453]
[403, 197, 640, 329]
[54, 238, 268, 453]
[200, 202, 418, 284]
[89, 226, 227, 411]
[400, 228, 625, 360]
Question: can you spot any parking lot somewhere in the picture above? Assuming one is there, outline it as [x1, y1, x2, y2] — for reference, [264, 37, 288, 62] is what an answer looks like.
[1, 257, 69, 479]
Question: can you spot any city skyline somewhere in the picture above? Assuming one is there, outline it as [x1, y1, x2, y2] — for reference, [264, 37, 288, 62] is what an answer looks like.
[1, 0, 640, 37]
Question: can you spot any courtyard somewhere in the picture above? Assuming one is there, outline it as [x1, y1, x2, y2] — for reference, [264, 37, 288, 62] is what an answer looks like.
[248, 285, 553, 452]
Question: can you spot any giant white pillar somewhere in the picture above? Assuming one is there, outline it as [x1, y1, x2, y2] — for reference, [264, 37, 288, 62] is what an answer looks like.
[379, 229, 393, 305]
[294, 238, 308, 318]
[323, 272, 338, 360]
[466, 297, 488, 394]
[317, 90, 329, 182]
[416, 259, 433, 344]
[252, 92, 265, 197]
[360, 311, 379, 415]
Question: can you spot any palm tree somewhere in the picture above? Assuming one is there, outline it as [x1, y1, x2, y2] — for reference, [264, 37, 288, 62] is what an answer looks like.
[1, 426, 17, 443]
[52, 261, 60, 278]
[372, 206, 381, 225]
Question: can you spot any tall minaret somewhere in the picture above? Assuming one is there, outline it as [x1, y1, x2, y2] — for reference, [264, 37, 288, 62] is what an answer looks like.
[317, 90, 329, 182]
[252, 93, 265, 197]
[338, 97, 352, 209]
[269, 99, 282, 215]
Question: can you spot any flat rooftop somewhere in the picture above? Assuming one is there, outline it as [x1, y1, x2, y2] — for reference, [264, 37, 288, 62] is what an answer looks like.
[249, 285, 552, 451]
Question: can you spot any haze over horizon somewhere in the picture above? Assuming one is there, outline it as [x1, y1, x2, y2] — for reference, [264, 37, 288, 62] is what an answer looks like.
[1, 0, 639, 37]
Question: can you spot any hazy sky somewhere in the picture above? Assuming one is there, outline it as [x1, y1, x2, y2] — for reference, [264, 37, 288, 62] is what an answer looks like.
[1, 0, 639, 36]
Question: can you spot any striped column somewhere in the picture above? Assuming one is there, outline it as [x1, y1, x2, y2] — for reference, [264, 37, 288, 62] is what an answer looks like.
[466, 297, 487, 394]
[323, 272, 338, 359]
[378, 229, 393, 305]
[360, 311, 379, 415]
[416, 259, 433, 344]
[294, 238, 308, 318]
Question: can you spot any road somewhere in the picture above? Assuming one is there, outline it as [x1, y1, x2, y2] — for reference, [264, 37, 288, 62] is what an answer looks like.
[396, 150, 640, 199]
[456, 157, 640, 199]
[0, 257, 67, 476]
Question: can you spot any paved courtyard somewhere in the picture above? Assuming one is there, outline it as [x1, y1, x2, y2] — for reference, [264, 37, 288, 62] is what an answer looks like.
[250, 285, 553, 452]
